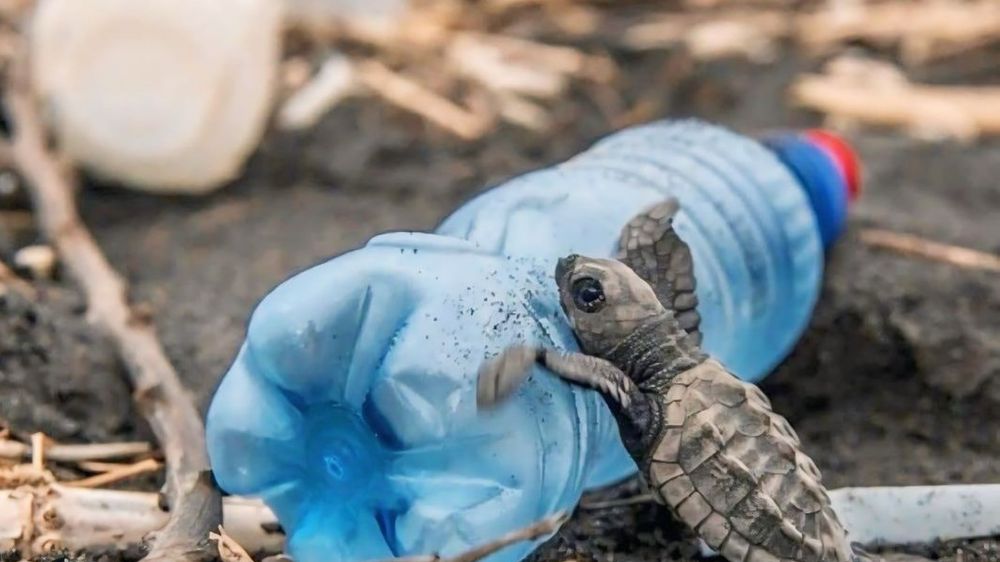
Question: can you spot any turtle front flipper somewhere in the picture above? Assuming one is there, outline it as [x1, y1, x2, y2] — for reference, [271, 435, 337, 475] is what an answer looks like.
[477, 346, 639, 413]
[538, 349, 639, 411]
[476, 345, 540, 409]
[617, 199, 701, 345]
[476, 346, 658, 455]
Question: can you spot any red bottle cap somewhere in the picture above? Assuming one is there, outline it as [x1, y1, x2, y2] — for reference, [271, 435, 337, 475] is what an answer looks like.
[804, 129, 862, 204]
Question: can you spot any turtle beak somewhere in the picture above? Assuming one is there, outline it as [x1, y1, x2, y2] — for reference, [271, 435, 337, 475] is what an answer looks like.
[555, 254, 578, 283]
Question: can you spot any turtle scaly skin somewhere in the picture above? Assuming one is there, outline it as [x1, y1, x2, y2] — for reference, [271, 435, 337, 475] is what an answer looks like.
[477, 201, 869, 562]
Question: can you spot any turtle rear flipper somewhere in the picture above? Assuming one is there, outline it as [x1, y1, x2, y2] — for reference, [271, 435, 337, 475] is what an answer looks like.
[651, 360, 857, 562]
[617, 199, 701, 345]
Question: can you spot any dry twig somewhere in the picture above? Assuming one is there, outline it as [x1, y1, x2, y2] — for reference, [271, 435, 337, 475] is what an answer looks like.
[356, 59, 493, 140]
[65, 458, 162, 488]
[0, 439, 153, 462]
[859, 228, 1000, 273]
[621, 9, 788, 62]
[29, 432, 45, 471]
[448, 33, 568, 98]
[378, 511, 569, 562]
[792, 57, 1000, 140]
[1, 43, 221, 561]
[579, 492, 656, 510]
[210, 525, 254, 562]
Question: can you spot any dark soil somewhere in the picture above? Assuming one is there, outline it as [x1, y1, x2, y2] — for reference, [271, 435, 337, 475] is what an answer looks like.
[0, 288, 139, 444]
[1, 22, 998, 562]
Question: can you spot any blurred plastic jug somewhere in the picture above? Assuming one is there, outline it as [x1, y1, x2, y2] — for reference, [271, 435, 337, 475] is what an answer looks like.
[206, 120, 860, 562]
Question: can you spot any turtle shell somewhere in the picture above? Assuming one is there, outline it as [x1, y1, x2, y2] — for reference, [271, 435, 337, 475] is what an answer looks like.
[645, 360, 855, 562]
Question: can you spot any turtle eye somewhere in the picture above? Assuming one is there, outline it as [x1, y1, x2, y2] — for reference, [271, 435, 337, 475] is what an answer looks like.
[571, 277, 605, 313]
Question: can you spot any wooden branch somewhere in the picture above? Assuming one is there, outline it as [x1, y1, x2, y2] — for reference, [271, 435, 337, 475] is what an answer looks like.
[2, 44, 221, 561]
[859, 228, 1000, 273]
[0, 485, 282, 556]
[0, 440, 153, 462]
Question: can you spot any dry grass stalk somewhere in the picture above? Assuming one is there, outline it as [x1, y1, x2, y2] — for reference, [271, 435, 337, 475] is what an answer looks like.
[356, 59, 493, 139]
[619, 9, 788, 60]
[495, 93, 553, 132]
[448, 32, 615, 98]
[378, 511, 569, 562]
[859, 229, 1000, 273]
[579, 492, 656, 510]
[796, 0, 1000, 64]
[0, 440, 152, 462]
[64, 458, 162, 489]
[1, 42, 221, 561]
[278, 52, 360, 130]
[210, 525, 254, 562]
[76, 460, 141, 473]
[448, 34, 567, 98]
[792, 57, 1000, 140]
[470, 33, 615, 83]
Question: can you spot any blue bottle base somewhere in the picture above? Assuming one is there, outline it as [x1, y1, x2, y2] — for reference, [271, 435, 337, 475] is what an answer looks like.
[208, 233, 619, 562]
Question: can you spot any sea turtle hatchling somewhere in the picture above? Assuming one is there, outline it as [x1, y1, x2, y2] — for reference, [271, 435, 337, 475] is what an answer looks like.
[477, 199, 871, 562]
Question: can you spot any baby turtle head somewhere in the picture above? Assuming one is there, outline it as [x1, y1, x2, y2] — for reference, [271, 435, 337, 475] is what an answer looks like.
[555, 254, 666, 356]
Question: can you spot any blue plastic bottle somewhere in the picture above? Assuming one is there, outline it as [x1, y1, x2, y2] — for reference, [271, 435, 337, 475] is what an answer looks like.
[206, 120, 860, 562]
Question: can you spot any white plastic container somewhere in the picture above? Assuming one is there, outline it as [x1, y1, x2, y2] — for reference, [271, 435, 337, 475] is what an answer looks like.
[30, 0, 283, 193]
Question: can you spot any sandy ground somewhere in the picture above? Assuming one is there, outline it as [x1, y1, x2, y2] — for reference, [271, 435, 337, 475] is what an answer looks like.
[1, 38, 998, 562]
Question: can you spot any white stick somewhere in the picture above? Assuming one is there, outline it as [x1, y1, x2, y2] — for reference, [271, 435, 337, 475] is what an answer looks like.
[829, 485, 1000, 546]
[698, 484, 1000, 557]
[0, 440, 153, 462]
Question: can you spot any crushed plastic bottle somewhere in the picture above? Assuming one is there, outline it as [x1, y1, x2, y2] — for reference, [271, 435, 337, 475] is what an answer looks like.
[206, 119, 861, 562]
